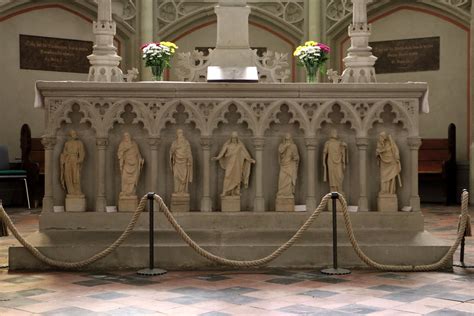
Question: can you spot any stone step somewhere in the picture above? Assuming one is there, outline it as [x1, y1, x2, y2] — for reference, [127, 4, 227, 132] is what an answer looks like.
[9, 231, 451, 270]
[39, 211, 426, 231]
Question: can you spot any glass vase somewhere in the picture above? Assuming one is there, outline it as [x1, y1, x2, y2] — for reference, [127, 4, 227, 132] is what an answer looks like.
[150, 64, 164, 81]
[305, 65, 319, 83]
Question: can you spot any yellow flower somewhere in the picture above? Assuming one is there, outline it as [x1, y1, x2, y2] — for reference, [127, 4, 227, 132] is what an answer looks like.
[293, 46, 304, 56]
[161, 41, 178, 50]
[304, 41, 318, 46]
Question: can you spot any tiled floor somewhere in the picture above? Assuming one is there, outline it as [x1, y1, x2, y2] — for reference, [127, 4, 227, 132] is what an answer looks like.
[0, 205, 473, 315]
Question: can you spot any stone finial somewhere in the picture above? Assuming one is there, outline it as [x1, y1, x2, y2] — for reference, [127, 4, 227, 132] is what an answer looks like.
[340, 0, 377, 83]
[87, 0, 123, 82]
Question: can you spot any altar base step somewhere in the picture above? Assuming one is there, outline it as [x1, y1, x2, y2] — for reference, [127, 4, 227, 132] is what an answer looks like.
[8, 212, 451, 270]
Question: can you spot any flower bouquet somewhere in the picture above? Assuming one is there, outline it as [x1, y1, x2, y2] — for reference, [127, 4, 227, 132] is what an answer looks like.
[293, 41, 330, 83]
[141, 41, 178, 81]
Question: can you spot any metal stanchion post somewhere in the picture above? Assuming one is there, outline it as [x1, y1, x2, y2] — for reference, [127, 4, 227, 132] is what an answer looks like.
[321, 192, 351, 275]
[137, 192, 167, 276]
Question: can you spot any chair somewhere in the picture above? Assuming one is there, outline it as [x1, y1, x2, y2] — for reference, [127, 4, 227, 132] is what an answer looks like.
[0, 145, 31, 209]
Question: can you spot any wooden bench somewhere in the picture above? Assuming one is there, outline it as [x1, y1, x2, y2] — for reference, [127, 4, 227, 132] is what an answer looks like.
[418, 123, 456, 205]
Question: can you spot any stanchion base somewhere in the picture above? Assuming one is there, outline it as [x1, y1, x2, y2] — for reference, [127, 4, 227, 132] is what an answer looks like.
[453, 263, 474, 268]
[321, 268, 351, 275]
[137, 268, 167, 276]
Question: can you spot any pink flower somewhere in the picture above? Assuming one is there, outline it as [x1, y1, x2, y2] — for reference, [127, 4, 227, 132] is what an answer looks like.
[317, 43, 331, 53]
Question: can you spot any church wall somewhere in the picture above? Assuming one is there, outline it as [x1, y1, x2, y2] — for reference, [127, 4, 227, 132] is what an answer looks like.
[338, 7, 469, 162]
[0, 7, 93, 159]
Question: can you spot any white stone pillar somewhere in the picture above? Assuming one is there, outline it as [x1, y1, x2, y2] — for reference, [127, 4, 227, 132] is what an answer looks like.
[148, 137, 160, 194]
[139, 0, 154, 81]
[87, 0, 123, 82]
[200, 136, 212, 212]
[470, 3, 474, 203]
[356, 137, 369, 211]
[253, 137, 265, 212]
[307, 0, 322, 41]
[408, 137, 421, 211]
[305, 137, 317, 211]
[341, 0, 377, 83]
[95, 137, 108, 212]
[41, 137, 56, 213]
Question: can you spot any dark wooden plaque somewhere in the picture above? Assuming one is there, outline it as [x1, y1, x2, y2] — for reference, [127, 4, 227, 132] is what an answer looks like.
[19, 34, 93, 73]
[370, 37, 440, 74]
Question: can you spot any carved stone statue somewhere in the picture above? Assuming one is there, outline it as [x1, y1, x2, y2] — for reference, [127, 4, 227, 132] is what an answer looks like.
[170, 129, 193, 195]
[323, 129, 347, 193]
[277, 134, 299, 197]
[213, 132, 255, 196]
[377, 131, 402, 191]
[376, 131, 402, 212]
[60, 130, 85, 195]
[275, 134, 299, 212]
[118, 132, 144, 197]
[60, 130, 86, 212]
[170, 129, 193, 212]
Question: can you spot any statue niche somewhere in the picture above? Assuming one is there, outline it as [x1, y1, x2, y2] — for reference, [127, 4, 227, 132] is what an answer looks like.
[170, 129, 193, 212]
[117, 132, 144, 212]
[376, 131, 402, 212]
[275, 133, 299, 212]
[213, 131, 255, 212]
[60, 130, 86, 212]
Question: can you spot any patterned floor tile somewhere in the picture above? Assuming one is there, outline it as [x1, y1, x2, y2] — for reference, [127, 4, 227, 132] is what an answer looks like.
[88, 291, 130, 300]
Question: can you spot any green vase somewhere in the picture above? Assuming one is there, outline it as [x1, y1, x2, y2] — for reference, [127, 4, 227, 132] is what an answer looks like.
[150, 65, 164, 81]
[306, 65, 318, 83]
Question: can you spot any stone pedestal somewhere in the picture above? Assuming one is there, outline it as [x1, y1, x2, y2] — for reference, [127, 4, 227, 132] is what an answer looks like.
[65, 195, 86, 212]
[221, 195, 240, 212]
[275, 196, 295, 212]
[171, 194, 190, 212]
[378, 194, 398, 212]
[118, 195, 138, 212]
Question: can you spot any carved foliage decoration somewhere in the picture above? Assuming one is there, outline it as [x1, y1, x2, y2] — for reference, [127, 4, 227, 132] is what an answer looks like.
[175, 49, 290, 83]
[45, 97, 420, 139]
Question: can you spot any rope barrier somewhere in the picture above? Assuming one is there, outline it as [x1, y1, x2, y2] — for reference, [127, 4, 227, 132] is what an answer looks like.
[0, 191, 470, 271]
[0, 196, 147, 269]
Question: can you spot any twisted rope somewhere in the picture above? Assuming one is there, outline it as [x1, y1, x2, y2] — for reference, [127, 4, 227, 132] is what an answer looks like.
[0, 196, 147, 269]
[337, 191, 470, 271]
[153, 193, 330, 267]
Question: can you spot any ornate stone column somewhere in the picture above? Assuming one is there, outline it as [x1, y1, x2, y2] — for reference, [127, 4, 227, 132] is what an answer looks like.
[95, 137, 108, 212]
[87, 0, 123, 82]
[200, 136, 212, 212]
[470, 3, 474, 203]
[308, 0, 323, 41]
[148, 137, 160, 194]
[305, 137, 317, 212]
[356, 137, 369, 211]
[139, 0, 154, 81]
[341, 0, 377, 83]
[253, 137, 265, 212]
[408, 137, 421, 212]
[41, 137, 56, 213]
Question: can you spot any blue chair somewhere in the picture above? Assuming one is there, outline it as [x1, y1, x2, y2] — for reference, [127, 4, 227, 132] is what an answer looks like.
[0, 145, 31, 209]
